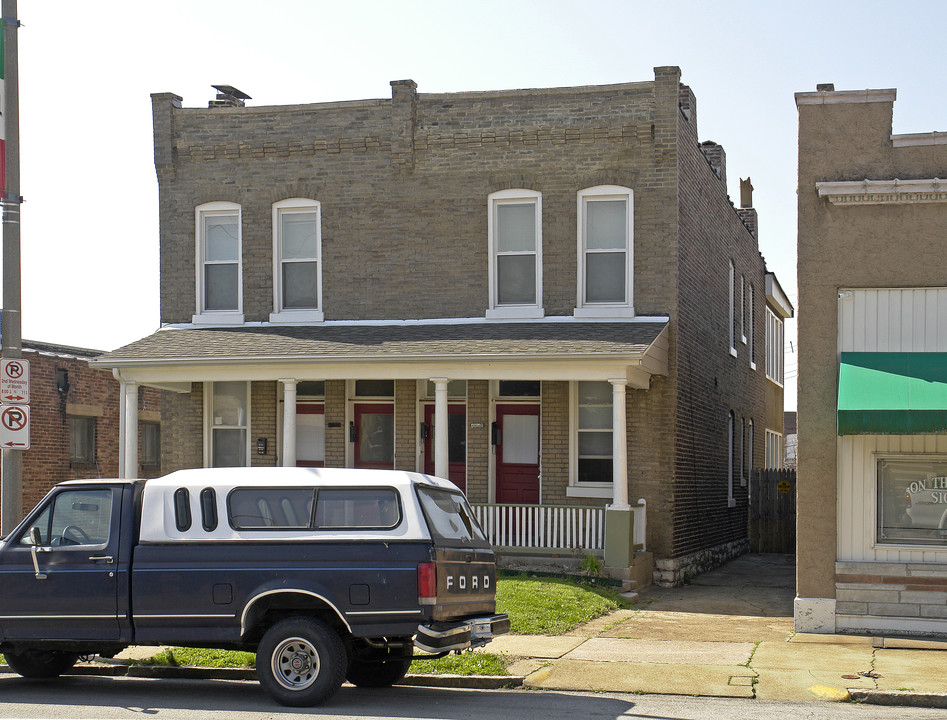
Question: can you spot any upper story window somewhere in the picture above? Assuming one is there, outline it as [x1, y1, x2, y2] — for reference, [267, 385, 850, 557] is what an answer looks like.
[194, 202, 243, 325]
[270, 199, 323, 323]
[575, 186, 634, 318]
[728, 261, 737, 356]
[748, 283, 756, 370]
[766, 307, 784, 385]
[487, 189, 543, 319]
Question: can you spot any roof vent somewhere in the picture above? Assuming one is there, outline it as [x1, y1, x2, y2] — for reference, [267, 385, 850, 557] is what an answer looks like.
[209, 85, 251, 108]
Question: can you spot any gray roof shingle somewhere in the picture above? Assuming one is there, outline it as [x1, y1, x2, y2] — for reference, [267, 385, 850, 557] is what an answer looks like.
[97, 321, 668, 365]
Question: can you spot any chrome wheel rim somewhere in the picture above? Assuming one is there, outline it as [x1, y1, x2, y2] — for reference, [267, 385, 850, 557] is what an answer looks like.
[271, 636, 320, 691]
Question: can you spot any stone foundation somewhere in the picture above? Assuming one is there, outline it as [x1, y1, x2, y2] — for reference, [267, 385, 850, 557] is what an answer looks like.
[652, 538, 749, 587]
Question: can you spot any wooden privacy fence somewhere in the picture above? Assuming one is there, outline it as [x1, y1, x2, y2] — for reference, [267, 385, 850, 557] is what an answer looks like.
[749, 468, 796, 553]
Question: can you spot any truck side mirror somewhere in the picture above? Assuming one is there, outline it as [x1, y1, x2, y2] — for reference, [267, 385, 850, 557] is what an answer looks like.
[29, 526, 42, 546]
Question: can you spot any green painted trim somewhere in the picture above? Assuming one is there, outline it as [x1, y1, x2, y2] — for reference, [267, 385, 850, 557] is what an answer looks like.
[838, 352, 947, 435]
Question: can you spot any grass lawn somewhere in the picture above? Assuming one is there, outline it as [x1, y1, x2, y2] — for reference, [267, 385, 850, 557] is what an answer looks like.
[126, 574, 629, 676]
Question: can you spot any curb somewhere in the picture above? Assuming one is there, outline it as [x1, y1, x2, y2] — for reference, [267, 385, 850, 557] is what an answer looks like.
[4, 664, 523, 690]
[850, 690, 947, 709]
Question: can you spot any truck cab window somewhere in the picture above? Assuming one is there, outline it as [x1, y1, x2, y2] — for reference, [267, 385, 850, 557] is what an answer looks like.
[19, 489, 112, 547]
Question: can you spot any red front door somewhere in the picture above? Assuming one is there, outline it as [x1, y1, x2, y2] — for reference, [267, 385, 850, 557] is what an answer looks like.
[354, 403, 394, 469]
[423, 404, 466, 493]
[495, 404, 540, 503]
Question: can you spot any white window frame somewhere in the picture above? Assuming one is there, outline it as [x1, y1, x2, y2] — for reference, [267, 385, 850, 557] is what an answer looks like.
[766, 307, 784, 385]
[575, 185, 635, 318]
[203, 381, 251, 468]
[765, 429, 783, 469]
[270, 198, 324, 323]
[748, 282, 757, 370]
[486, 189, 543, 319]
[729, 261, 737, 357]
[567, 381, 614, 499]
[747, 418, 754, 486]
[740, 275, 747, 344]
[728, 411, 736, 507]
[194, 201, 244, 325]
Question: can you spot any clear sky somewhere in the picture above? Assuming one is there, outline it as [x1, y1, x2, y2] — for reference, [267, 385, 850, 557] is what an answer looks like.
[8, 1, 947, 410]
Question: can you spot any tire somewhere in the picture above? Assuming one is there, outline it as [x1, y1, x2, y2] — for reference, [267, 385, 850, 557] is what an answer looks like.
[256, 617, 347, 707]
[346, 646, 413, 688]
[4, 649, 78, 679]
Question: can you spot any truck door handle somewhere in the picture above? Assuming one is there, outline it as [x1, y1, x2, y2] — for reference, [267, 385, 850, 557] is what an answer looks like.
[89, 555, 114, 564]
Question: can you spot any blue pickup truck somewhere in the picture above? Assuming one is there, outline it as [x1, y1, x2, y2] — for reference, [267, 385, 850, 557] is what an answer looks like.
[0, 467, 509, 706]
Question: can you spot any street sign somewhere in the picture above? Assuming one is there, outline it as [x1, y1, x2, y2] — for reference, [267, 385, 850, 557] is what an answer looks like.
[0, 357, 29, 403]
[0, 403, 29, 449]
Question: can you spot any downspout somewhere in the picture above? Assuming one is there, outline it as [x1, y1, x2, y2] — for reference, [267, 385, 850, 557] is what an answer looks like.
[113, 369, 126, 479]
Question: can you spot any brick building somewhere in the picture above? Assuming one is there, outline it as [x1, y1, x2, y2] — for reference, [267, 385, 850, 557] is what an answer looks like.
[0, 341, 163, 519]
[796, 84, 947, 635]
[96, 67, 788, 586]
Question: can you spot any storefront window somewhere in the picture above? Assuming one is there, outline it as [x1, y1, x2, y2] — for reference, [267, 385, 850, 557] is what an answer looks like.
[877, 457, 947, 546]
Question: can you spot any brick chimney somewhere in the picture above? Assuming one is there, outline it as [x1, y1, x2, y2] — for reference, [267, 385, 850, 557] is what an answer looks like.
[699, 141, 726, 185]
[737, 177, 758, 238]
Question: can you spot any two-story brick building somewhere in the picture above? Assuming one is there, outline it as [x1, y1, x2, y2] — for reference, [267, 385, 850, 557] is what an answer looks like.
[96, 67, 787, 585]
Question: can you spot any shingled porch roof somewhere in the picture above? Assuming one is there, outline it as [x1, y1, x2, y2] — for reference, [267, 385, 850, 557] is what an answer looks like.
[93, 320, 670, 388]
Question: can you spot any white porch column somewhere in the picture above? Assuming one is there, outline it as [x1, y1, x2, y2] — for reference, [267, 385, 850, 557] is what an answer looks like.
[124, 380, 139, 480]
[609, 378, 629, 510]
[281, 379, 297, 467]
[431, 377, 449, 478]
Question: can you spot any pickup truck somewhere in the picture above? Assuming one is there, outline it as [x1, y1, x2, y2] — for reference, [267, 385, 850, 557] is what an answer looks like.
[0, 467, 510, 706]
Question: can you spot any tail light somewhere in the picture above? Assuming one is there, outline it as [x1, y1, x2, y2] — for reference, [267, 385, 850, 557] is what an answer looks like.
[418, 562, 437, 604]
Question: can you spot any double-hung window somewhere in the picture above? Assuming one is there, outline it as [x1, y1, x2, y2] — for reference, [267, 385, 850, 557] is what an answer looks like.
[487, 189, 543, 318]
[195, 202, 243, 324]
[206, 381, 249, 468]
[575, 186, 634, 317]
[270, 199, 323, 322]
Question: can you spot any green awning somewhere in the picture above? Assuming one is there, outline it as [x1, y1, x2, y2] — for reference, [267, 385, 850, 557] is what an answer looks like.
[838, 352, 947, 435]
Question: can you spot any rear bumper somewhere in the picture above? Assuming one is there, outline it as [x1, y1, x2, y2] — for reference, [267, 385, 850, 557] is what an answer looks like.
[414, 614, 511, 654]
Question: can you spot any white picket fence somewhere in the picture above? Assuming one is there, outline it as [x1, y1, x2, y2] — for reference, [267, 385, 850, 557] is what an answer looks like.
[471, 499, 648, 553]
[472, 503, 606, 551]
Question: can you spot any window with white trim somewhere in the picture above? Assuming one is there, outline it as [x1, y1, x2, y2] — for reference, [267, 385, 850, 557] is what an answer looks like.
[575, 381, 613, 485]
[748, 283, 756, 369]
[271, 199, 323, 322]
[487, 189, 542, 318]
[740, 275, 747, 344]
[747, 418, 754, 483]
[766, 307, 784, 384]
[207, 381, 249, 467]
[728, 411, 736, 506]
[765, 429, 783, 469]
[575, 186, 634, 316]
[195, 202, 243, 324]
[728, 261, 737, 356]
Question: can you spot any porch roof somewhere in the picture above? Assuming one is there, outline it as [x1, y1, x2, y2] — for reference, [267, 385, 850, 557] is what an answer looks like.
[94, 319, 669, 387]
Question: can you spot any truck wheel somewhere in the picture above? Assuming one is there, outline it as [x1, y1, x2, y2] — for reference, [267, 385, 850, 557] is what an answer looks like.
[256, 617, 346, 707]
[4, 650, 78, 678]
[346, 640, 414, 688]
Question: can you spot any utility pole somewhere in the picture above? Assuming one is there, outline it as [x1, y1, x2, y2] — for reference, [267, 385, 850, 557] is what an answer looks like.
[1, 0, 21, 535]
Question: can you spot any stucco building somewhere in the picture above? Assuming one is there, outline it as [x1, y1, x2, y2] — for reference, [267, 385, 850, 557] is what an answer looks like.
[796, 84, 947, 635]
[96, 68, 788, 586]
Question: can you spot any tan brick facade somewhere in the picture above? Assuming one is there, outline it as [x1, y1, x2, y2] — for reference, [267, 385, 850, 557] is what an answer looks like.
[103, 67, 784, 585]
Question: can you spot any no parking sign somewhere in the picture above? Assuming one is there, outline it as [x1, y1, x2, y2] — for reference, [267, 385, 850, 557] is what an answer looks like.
[0, 403, 29, 448]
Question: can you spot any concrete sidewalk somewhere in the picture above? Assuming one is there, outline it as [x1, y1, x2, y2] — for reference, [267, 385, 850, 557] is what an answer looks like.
[492, 554, 947, 708]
